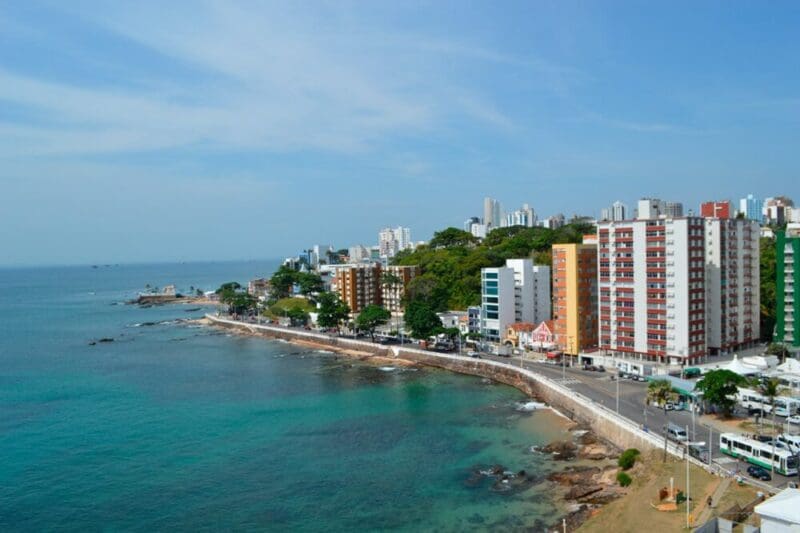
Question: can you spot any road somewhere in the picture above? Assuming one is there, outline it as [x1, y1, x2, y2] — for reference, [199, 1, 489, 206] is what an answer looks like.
[479, 352, 799, 490]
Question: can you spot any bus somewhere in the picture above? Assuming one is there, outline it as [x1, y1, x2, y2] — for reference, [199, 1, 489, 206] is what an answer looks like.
[773, 397, 800, 417]
[719, 433, 799, 477]
[736, 388, 773, 414]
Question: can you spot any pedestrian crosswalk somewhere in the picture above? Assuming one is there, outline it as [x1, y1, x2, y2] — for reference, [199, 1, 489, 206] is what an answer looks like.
[554, 377, 581, 385]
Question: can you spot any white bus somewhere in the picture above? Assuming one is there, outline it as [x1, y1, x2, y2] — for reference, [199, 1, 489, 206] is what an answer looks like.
[719, 433, 799, 476]
[736, 388, 773, 414]
[773, 397, 800, 417]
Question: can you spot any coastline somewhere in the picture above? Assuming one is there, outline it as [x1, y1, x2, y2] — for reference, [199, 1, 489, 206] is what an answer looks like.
[198, 316, 626, 531]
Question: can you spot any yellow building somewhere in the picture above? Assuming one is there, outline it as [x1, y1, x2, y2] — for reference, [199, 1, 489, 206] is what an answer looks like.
[552, 242, 598, 355]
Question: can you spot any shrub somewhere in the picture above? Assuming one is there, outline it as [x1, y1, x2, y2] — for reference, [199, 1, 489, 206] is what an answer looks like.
[616, 472, 632, 487]
[617, 448, 641, 470]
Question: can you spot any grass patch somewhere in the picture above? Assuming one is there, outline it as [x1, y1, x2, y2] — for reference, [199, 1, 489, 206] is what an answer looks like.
[267, 297, 316, 318]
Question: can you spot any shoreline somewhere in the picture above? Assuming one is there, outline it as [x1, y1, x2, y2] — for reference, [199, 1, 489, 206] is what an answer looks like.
[198, 316, 624, 531]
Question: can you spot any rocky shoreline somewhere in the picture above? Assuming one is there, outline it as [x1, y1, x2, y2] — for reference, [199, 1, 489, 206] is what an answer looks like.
[201, 316, 629, 531]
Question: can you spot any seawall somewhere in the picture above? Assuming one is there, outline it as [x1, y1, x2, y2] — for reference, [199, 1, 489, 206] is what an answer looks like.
[206, 315, 690, 458]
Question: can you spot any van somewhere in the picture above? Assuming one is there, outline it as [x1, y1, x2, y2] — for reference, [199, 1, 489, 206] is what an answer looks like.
[667, 423, 688, 442]
[777, 434, 800, 454]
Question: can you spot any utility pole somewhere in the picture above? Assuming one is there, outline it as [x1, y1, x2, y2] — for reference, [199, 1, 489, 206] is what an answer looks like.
[708, 425, 712, 466]
[616, 373, 620, 414]
[686, 424, 691, 529]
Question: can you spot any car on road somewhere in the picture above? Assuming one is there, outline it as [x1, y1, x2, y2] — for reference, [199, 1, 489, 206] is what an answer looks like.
[688, 443, 710, 462]
[467, 351, 481, 359]
[746, 465, 772, 481]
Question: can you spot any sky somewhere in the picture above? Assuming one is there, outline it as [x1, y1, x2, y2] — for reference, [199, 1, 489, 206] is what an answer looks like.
[1, 1, 799, 266]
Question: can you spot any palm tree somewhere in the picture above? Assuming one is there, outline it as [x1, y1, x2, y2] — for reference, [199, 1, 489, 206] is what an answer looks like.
[646, 379, 678, 462]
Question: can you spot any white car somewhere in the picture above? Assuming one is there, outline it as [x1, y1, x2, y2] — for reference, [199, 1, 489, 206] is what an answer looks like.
[788, 414, 800, 425]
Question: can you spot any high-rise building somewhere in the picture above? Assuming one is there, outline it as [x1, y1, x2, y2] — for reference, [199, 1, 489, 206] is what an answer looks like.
[601, 201, 628, 222]
[764, 197, 794, 226]
[738, 194, 762, 222]
[598, 216, 760, 363]
[464, 216, 487, 239]
[700, 201, 731, 219]
[776, 224, 800, 348]
[334, 264, 382, 314]
[664, 202, 684, 218]
[463, 216, 481, 232]
[380, 265, 420, 315]
[598, 217, 707, 364]
[378, 227, 412, 258]
[310, 244, 333, 266]
[505, 203, 536, 228]
[483, 197, 503, 230]
[704, 219, 760, 353]
[552, 243, 598, 355]
[480, 266, 516, 342]
[348, 245, 370, 263]
[480, 259, 551, 342]
[636, 198, 664, 220]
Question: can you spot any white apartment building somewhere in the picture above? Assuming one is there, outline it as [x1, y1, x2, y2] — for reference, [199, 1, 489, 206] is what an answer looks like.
[480, 266, 515, 342]
[481, 259, 551, 342]
[601, 201, 628, 222]
[598, 215, 760, 364]
[598, 217, 707, 364]
[348, 245, 370, 263]
[704, 218, 761, 354]
[378, 227, 412, 258]
[505, 204, 536, 228]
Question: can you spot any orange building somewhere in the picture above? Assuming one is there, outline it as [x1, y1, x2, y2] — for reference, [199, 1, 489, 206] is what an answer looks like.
[335, 264, 383, 314]
[551, 242, 598, 355]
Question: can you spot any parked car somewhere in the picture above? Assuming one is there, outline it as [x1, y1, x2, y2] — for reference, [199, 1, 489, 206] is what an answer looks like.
[595, 366, 605, 373]
[787, 414, 800, 425]
[467, 351, 481, 359]
[747, 465, 772, 481]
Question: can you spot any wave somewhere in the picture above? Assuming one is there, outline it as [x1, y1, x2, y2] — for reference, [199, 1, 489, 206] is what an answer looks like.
[515, 401, 547, 412]
[379, 366, 396, 372]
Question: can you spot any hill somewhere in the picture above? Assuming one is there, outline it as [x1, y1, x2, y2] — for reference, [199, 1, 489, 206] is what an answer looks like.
[392, 222, 595, 311]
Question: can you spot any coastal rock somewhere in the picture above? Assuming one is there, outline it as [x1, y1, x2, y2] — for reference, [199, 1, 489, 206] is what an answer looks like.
[578, 443, 615, 460]
[547, 466, 601, 486]
[574, 431, 598, 446]
[549, 505, 593, 533]
[579, 488, 623, 505]
[540, 440, 578, 460]
[565, 484, 603, 500]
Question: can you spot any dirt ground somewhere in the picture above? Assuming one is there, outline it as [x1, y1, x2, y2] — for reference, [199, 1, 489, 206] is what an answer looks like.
[578, 451, 759, 532]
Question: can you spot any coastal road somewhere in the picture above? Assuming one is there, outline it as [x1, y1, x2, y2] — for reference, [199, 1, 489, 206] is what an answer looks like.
[480, 353, 798, 490]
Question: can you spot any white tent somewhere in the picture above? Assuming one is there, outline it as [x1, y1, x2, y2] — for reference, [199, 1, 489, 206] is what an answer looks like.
[741, 355, 778, 370]
[714, 354, 760, 376]
[755, 488, 800, 532]
[776, 358, 800, 374]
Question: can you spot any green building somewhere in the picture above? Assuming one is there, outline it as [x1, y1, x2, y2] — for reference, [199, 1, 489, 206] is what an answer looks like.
[776, 227, 800, 347]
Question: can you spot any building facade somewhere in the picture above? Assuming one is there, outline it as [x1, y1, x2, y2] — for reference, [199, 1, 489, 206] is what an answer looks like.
[505, 203, 536, 227]
[380, 265, 420, 315]
[483, 197, 502, 230]
[480, 259, 551, 342]
[378, 227, 412, 258]
[480, 266, 516, 342]
[704, 218, 761, 353]
[700, 201, 731, 219]
[334, 264, 382, 315]
[598, 217, 707, 364]
[776, 225, 800, 348]
[738, 194, 762, 222]
[552, 243, 598, 355]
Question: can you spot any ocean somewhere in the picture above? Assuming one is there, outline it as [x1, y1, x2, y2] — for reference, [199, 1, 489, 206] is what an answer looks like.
[0, 262, 569, 531]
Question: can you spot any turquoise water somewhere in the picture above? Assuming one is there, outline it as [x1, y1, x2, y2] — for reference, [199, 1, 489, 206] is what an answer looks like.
[0, 263, 568, 531]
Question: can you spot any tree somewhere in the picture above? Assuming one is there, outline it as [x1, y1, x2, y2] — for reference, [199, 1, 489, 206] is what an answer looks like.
[404, 300, 443, 340]
[428, 227, 478, 249]
[766, 342, 790, 362]
[316, 292, 350, 333]
[695, 369, 746, 417]
[270, 266, 298, 299]
[225, 292, 256, 315]
[355, 305, 391, 342]
[752, 377, 781, 436]
[297, 272, 324, 296]
[760, 237, 777, 341]
[646, 379, 678, 462]
[286, 307, 309, 327]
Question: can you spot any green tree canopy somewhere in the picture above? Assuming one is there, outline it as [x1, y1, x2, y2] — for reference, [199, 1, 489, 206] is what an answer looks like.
[286, 307, 309, 326]
[355, 305, 391, 342]
[404, 300, 443, 340]
[316, 292, 350, 332]
[270, 265, 298, 299]
[760, 237, 777, 341]
[296, 272, 324, 296]
[428, 227, 479, 249]
[393, 221, 593, 310]
[646, 379, 678, 410]
[695, 369, 747, 416]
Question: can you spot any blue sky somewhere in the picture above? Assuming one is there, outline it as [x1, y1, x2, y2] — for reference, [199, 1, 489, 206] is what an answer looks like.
[1, 1, 798, 266]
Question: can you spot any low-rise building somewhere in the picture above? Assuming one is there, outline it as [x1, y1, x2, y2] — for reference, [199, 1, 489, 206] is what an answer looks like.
[248, 278, 271, 298]
[755, 488, 800, 533]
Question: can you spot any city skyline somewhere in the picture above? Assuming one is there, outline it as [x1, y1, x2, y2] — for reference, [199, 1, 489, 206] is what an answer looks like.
[1, 1, 799, 266]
